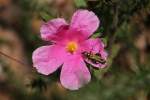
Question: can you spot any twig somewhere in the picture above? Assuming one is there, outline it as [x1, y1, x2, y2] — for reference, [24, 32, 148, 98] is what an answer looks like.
[107, 4, 119, 55]
[0, 51, 27, 66]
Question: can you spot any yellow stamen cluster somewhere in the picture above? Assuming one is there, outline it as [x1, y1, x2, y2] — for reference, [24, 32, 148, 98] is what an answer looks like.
[66, 42, 78, 53]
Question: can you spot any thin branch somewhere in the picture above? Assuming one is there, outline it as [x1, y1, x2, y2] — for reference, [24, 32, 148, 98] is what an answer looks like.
[107, 4, 119, 55]
[0, 51, 27, 66]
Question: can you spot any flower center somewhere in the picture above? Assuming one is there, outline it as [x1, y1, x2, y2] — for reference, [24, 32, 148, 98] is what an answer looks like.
[66, 41, 78, 53]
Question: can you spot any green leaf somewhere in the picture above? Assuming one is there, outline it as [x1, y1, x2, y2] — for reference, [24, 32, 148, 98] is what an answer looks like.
[40, 12, 53, 22]
[91, 32, 101, 38]
[101, 37, 108, 46]
[74, 0, 87, 7]
[93, 68, 108, 80]
[99, 27, 104, 33]
[91, 27, 105, 38]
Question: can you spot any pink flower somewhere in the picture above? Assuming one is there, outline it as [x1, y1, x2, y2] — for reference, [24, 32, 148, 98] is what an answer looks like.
[32, 10, 107, 90]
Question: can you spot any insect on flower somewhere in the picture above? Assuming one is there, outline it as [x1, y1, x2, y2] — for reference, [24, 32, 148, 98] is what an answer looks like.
[82, 51, 106, 65]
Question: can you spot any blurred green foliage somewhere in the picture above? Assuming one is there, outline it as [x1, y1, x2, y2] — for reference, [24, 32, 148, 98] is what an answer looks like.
[75, 0, 87, 7]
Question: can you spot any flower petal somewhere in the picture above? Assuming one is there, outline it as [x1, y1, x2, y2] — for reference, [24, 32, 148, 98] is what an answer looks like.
[81, 38, 104, 53]
[32, 45, 67, 75]
[60, 55, 91, 90]
[40, 18, 68, 41]
[81, 38, 108, 68]
[70, 10, 100, 38]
